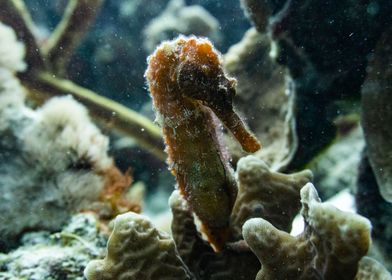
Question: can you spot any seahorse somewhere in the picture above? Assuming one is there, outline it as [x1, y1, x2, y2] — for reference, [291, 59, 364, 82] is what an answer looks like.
[145, 36, 261, 250]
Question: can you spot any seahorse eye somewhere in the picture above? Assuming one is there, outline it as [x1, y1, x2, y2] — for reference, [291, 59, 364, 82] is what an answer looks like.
[177, 62, 209, 90]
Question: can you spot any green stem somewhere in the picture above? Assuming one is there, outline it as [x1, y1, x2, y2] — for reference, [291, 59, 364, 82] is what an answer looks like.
[22, 71, 166, 161]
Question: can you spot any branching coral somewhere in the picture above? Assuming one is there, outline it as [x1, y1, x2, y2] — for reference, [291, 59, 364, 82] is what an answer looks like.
[84, 212, 192, 280]
[145, 36, 261, 250]
[243, 183, 373, 280]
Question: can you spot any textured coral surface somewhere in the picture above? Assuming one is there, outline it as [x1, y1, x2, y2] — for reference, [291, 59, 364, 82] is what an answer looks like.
[231, 155, 312, 238]
[84, 212, 191, 280]
[243, 183, 373, 280]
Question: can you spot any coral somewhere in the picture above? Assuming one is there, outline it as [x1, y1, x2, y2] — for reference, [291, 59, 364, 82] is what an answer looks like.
[145, 36, 260, 249]
[361, 27, 392, 203]
[356, 257, 392, 280]
[231, 155, 313, 238]
[0, 3, 165, 160]
[224, 27, 297, 170]
[0, 23, 26, 129]
[22, 96, 112, 172]
[0, 94, 110, 249]
[310, 124, 364, 200]
[84, 212, 192, 280]
[241, 0, 392, 169]
[0, 31, 136, 248]
[0, 22, 26, 72]
[356, 153, 392, 271]
[169, 190, 260, 280]
[95, 167, 139, 219]
[143, 0, 221, 52]
[243, 183, 372, 280]
[240, 0, 271, 33]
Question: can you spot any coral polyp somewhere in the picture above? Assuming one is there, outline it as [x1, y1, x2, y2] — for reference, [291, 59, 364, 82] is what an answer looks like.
[145, 36, 261, 250]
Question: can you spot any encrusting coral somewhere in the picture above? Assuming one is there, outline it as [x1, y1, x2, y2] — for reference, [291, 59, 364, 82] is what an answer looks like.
[243, 183, 374, 280]
[231, 155, 313, 238]
[0, 213, 108, 280]
[84, 212, 192, 280]
[145, 35, 261, 250]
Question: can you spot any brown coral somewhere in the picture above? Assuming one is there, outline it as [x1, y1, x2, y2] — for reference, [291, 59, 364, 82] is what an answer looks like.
[84, 212, 192, 280]
[169, 190, 260, 280]
[243, 183, 372, 280]
[231, 155, 313, 238]
[356, 257, 392, 280]
[145, 36, 261, 250]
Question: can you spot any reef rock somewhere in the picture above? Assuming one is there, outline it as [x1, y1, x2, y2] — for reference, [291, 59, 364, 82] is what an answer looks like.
[0, 213, 107, 280]
[310, 124, 364, 200]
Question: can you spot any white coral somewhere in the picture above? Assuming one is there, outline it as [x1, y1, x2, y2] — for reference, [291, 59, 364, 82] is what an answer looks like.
[22, 96, 112, 172]
[0, 22, 26, 72]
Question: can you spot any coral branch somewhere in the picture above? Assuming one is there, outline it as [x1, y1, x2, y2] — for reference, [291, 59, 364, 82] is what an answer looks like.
[0, 0, 45, 70]
[22, 71, 166, 161]
[243, 183, 372, 280]
[145, 36, 261, 250]
[43, 0, 104, 75]
[84, 212, 193, 280]
[170, 190, 260, 279]
[231, 156, 313, 238]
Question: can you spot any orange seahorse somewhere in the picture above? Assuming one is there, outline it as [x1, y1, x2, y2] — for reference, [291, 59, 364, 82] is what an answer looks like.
[145, 36, 261, 250]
